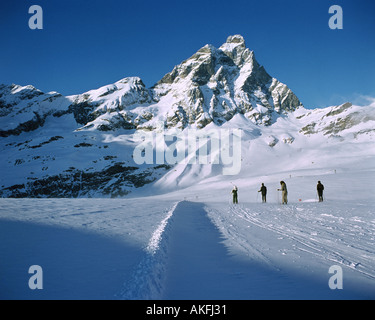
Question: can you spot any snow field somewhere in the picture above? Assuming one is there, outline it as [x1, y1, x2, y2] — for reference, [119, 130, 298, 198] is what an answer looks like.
[1, 193, 374, 299]
[0, 139, 374, 299]
[206, 201, 375, 298]
[0, 199, 176, 299]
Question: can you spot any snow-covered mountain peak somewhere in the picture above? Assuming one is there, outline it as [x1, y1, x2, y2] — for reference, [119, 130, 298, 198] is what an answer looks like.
[148, 35, 303, 129]
[0, 83, 44, 103]
[219, 34, 252, 67]
[0, 35, 304, 134]
[157, 35, 253, 87]
[225, 34, 246, 44]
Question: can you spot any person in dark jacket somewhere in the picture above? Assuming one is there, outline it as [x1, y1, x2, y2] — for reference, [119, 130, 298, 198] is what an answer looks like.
[258, 183, 267, 203]
[317, 181, 324, 202]
[231, 186, 238, 204]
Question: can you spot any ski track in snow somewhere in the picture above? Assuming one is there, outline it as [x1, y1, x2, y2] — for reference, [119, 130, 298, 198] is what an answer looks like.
[118, 200, 375, 299]
[220, 202, 375, 280]
[2, 198, 375, 299]
[117, 202, 178, 300]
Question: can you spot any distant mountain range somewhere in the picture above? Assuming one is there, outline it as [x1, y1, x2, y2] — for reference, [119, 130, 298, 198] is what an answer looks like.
[1, 35, 374, 197]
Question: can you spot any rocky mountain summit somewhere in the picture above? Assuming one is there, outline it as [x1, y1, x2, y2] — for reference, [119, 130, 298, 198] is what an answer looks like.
[0, 35, 303, 139]
[152, 34, 302, 128]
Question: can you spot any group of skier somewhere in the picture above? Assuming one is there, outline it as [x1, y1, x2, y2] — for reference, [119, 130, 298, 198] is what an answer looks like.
[231, 180, 324, 204]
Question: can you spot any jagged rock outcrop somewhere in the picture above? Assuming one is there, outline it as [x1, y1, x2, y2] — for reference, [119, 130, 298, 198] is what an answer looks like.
[152, 34, 302, 128]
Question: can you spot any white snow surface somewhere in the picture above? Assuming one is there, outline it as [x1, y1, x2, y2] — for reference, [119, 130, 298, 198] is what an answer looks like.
[1, 99, 375, 299]
[1, 166, 375, 299]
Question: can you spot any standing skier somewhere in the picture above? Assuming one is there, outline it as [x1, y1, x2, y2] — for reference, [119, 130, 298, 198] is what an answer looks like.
[258, 183, 267, 203]
[277, 181, 288, 204]
[231, 186, 238, 204]
[317, 181, 324, 202]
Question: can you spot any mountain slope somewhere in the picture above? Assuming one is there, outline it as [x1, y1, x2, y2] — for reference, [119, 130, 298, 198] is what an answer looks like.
[0, 35, 374, 198]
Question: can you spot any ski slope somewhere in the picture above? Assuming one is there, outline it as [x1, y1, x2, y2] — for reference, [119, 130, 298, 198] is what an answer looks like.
[1, 179, 374, 299]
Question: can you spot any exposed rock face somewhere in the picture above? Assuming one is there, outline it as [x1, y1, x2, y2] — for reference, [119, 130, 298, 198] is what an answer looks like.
[152, 34, 302, 129]
[0, 35, 303, 137]
[299, 102, 375, 137]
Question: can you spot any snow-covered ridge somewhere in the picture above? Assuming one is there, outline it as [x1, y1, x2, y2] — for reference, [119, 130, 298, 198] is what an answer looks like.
[297, 102, 375, 138]
[0, 34, 302, 137]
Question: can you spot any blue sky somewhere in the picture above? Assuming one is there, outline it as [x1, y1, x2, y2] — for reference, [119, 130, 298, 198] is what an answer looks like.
[0, 0, 374, 109]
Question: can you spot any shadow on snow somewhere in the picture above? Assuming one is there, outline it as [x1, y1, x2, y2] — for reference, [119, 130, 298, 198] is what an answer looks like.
[162, 201, 371, 300]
